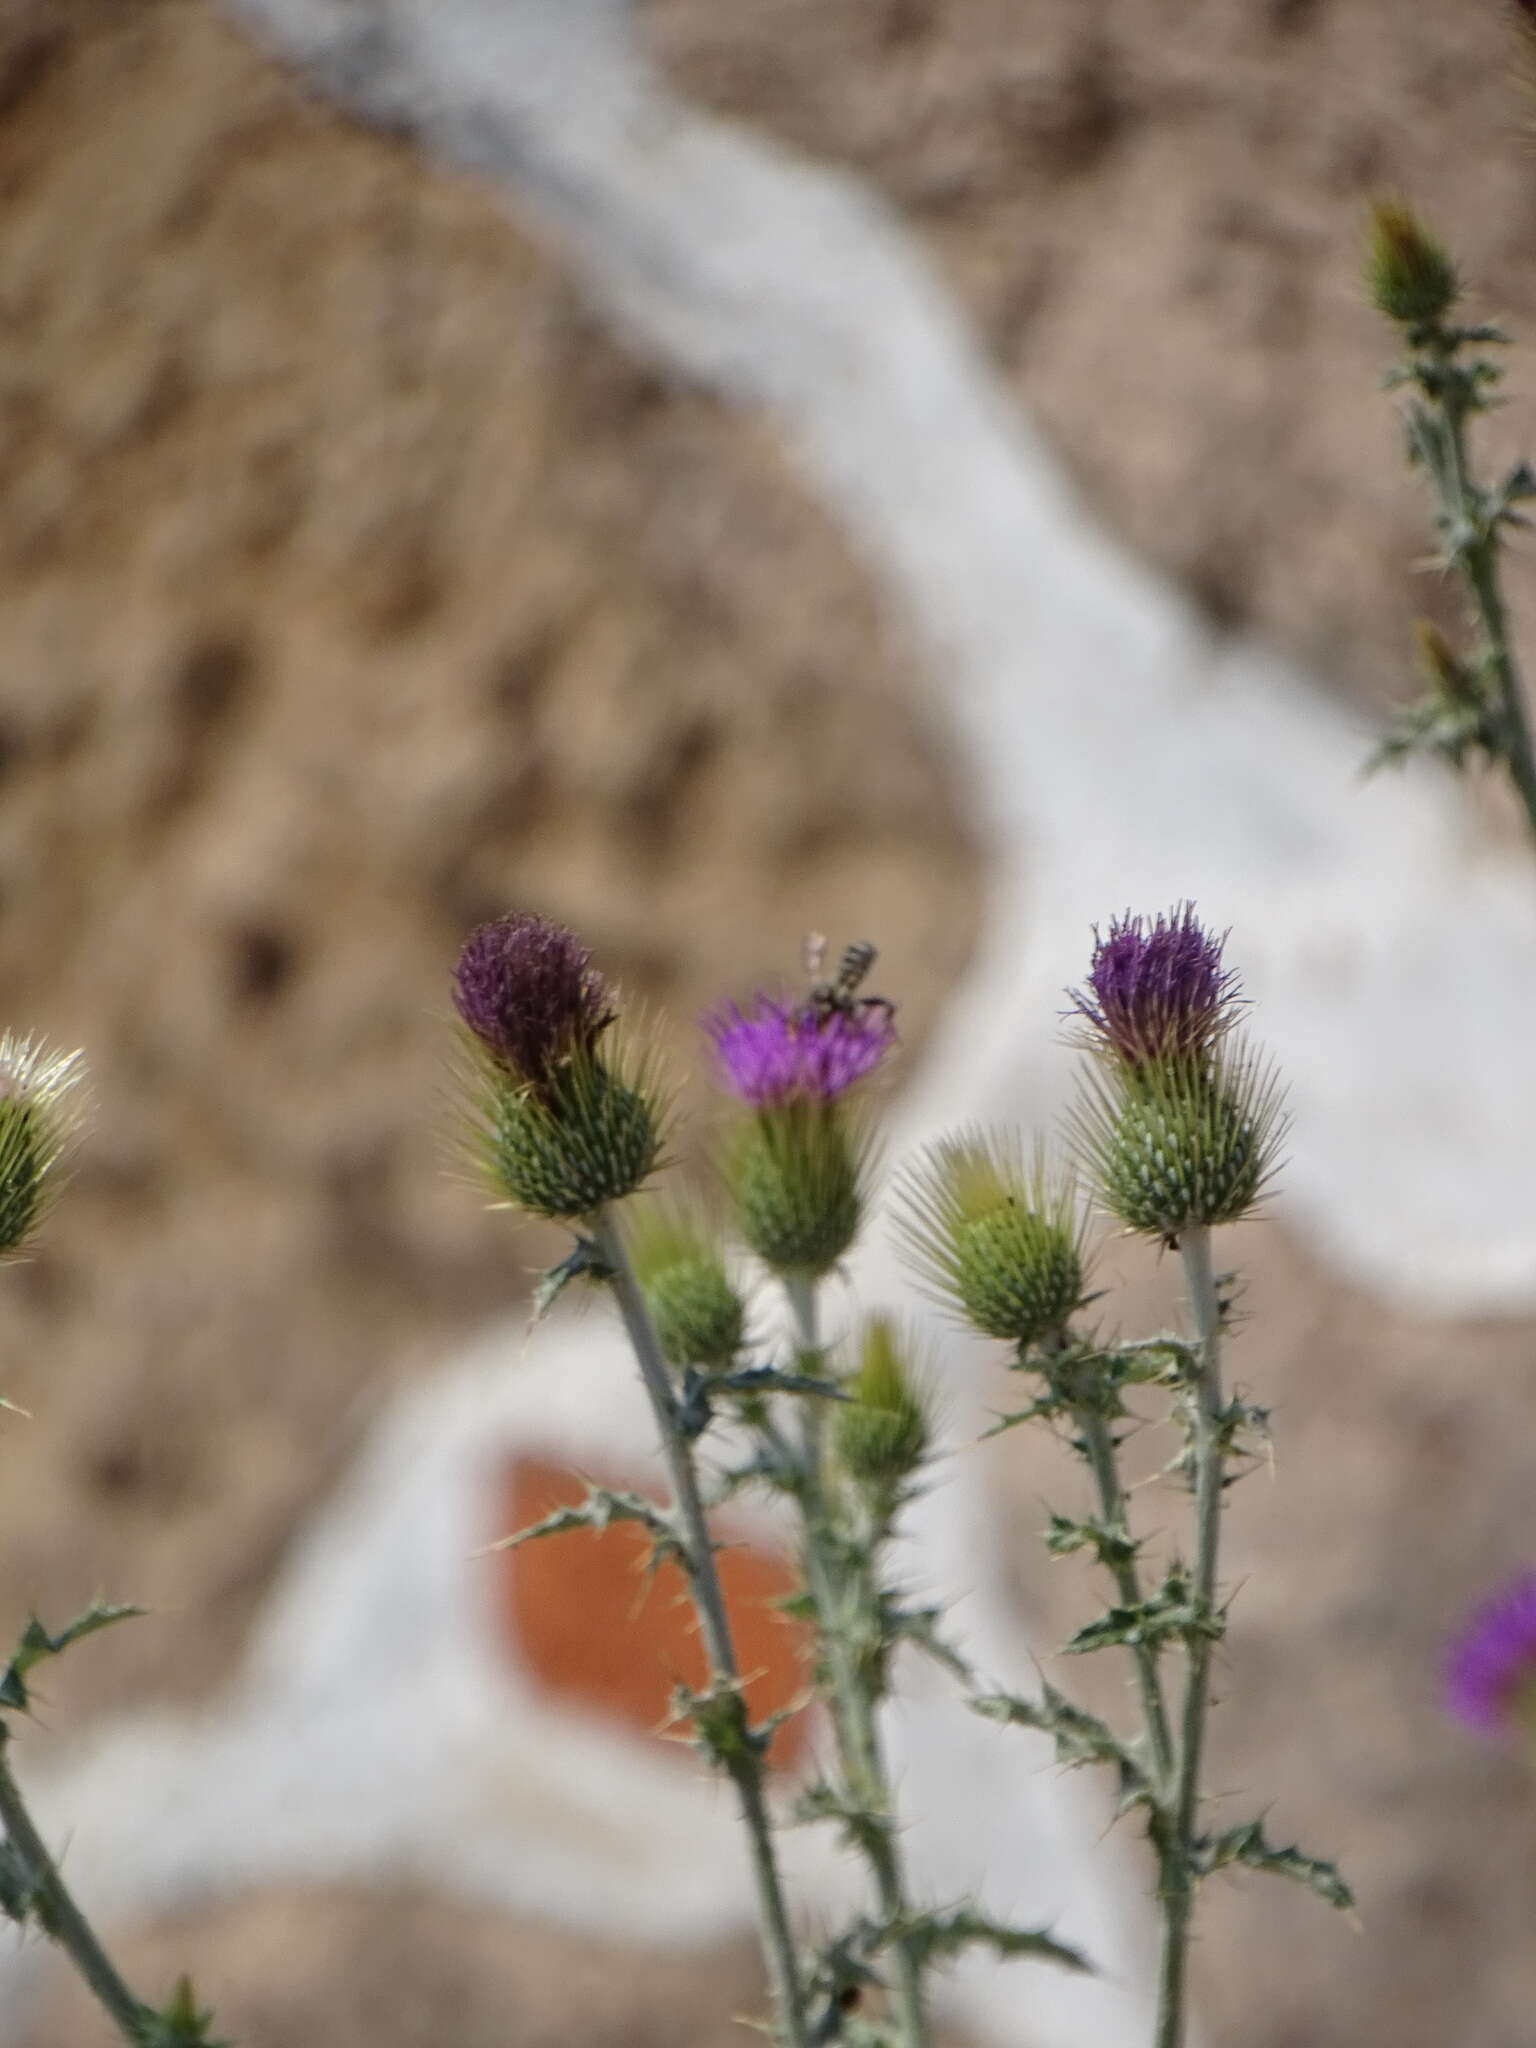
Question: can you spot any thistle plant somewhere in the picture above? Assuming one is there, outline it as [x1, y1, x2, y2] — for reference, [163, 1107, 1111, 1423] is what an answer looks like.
[1364, 165, 1536, 1759]
[453, 913, 810, 2043]
[0, 1036, 223, 2046]
[900, 908, 1349, 2048]
[707, 978, 941, 2046]
[1364, 195, 1536, 838]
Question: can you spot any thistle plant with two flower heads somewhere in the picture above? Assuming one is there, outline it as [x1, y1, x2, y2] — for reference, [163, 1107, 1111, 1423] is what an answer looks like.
[0, 1037, 223, 2046]
[898, 906, 1350, 2048]
[453, 903, 1352, 2047]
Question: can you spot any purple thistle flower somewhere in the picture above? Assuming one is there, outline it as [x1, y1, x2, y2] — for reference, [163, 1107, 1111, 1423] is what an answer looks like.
[453, 913, 613, 1085]
[1445, 1573, 1536, 1740]
[1067, 904, 1240, 1066]
[705, 995, 894, 1108]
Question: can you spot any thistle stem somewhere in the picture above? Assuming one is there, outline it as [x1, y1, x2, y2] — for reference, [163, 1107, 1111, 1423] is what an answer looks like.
[1425, 331, 1536, 846]
[1154, 1225, 1225, 2048]
[590, 1211, 810, 2048]
[0, 1732, 149, 2043]
[1075, 1406, 1174, 1793]
[783, 1274, 931, 2048]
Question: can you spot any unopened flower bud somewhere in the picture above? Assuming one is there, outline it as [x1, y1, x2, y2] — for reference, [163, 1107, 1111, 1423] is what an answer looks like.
[627, 1203, 746, 1372]
[0, 1035, 86, 1257]
[895, 1134, 1085, 1346]
[835, 1316, 930, 1496]
[1366, 198, 1459, 327]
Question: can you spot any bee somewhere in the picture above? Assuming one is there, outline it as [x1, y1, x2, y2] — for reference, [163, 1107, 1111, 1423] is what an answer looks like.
[803, 935, 896, 1028]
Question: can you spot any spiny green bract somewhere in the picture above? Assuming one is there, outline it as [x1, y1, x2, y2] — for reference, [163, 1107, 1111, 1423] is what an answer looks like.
[1074, 1052, 1283, 1237]
[727, 1101, 865, 1277]
[0, 1035, 86, 1258]
[894, 1132, 1085, 1345]
[627, 1202, 745, 1371]
[836, 1316, 930, 1491]
[1366, 196, 1459, 327]
[485, 1053, 660, 1220]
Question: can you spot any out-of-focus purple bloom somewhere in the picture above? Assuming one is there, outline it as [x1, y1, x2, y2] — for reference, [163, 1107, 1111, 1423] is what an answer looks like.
[1445, 1573, 1536, 1740]
[706, 995, 894, 1108]
[1068, 904, 1240, 1066]
[454, 913, 613, 1085]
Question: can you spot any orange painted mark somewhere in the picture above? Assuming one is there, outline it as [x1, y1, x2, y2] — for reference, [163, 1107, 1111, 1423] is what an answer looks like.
[491, 1456, 813, 1770]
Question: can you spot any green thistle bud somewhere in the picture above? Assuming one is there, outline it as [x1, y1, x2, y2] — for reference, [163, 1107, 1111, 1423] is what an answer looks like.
[1072, 1050, 1284, 1238]
[894, 1133, 1085, 1345]
[1366, 197, 1459, 326]
[484, 1051, 660, 1221]
[0, 1035, 86, 1258]
[835, 1316, 930, 1495]
[626, 1201, 746, 1372]
[727, 1101, 866, 1278]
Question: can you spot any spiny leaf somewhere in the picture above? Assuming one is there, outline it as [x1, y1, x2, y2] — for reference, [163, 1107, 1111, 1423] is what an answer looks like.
[531, 1234, 613, 1321]
[1194, 1818, 1354, 1911]
[1063, 1567, 1221, 1658]
[970, 1683, 1153, 1813]
[793, 1778, 890, 1859]
[872, 1906, 1090, 1975]
[672, 1675, 766, 1767]
[717, 1364, 848, 1402]
[981, 1394, 1064, 1439]
[881, 1601, 970, 1683]
[0, 1603, 143, 1714]
[134, 1976, 229, 2048]
[1044, 1511, 1138, 1568]
[480, 1488, 682, 1568]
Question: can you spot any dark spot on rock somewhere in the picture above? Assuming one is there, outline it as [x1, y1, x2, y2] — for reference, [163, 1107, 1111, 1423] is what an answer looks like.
[231, 925, 298, 1005]
[174, 631, 254, 729]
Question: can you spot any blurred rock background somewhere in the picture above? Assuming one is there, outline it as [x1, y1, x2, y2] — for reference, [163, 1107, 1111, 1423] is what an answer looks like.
[5, 1, 1536, 2043]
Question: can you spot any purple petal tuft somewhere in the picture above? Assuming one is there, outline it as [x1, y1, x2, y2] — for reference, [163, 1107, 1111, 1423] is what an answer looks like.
[1445, 1573, 1536, 1739]
[1068, 904, 1240, 1065]
[454, 913, 612, 1083]
[705, 995, 894, 1107]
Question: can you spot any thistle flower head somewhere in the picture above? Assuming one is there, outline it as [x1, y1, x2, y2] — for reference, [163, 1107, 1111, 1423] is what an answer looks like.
[452, 916, 659, 1219]
[0, 1034, 86, 1257]
[835, 1315, 932, 1501]
[895, 1132, 1086, 1347]
[626, 1199, 746, 1372]
[1445, 1573, 1536, 1743]
[1068, 904, 1240, 1068]
[1365, 197, 1459, 327]
[705, 995, 893, 1109]
[453, 913, 613, 1088]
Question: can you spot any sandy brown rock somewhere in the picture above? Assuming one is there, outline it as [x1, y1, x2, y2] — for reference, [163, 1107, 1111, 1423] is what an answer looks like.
[0, 0, 978, 1724]
[650, 0, 1536, 715]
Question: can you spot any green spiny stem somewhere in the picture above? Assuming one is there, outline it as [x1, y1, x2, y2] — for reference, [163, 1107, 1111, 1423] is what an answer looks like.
[1074, 1405, 1174, 1794]
[1154, 1226, 1226, 2048]
[783, 1275, 931, 2048]
[0, 1731, 150, 2044]
[590, 1211, 810, 2048]
[1420, 328, 1536, 846]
